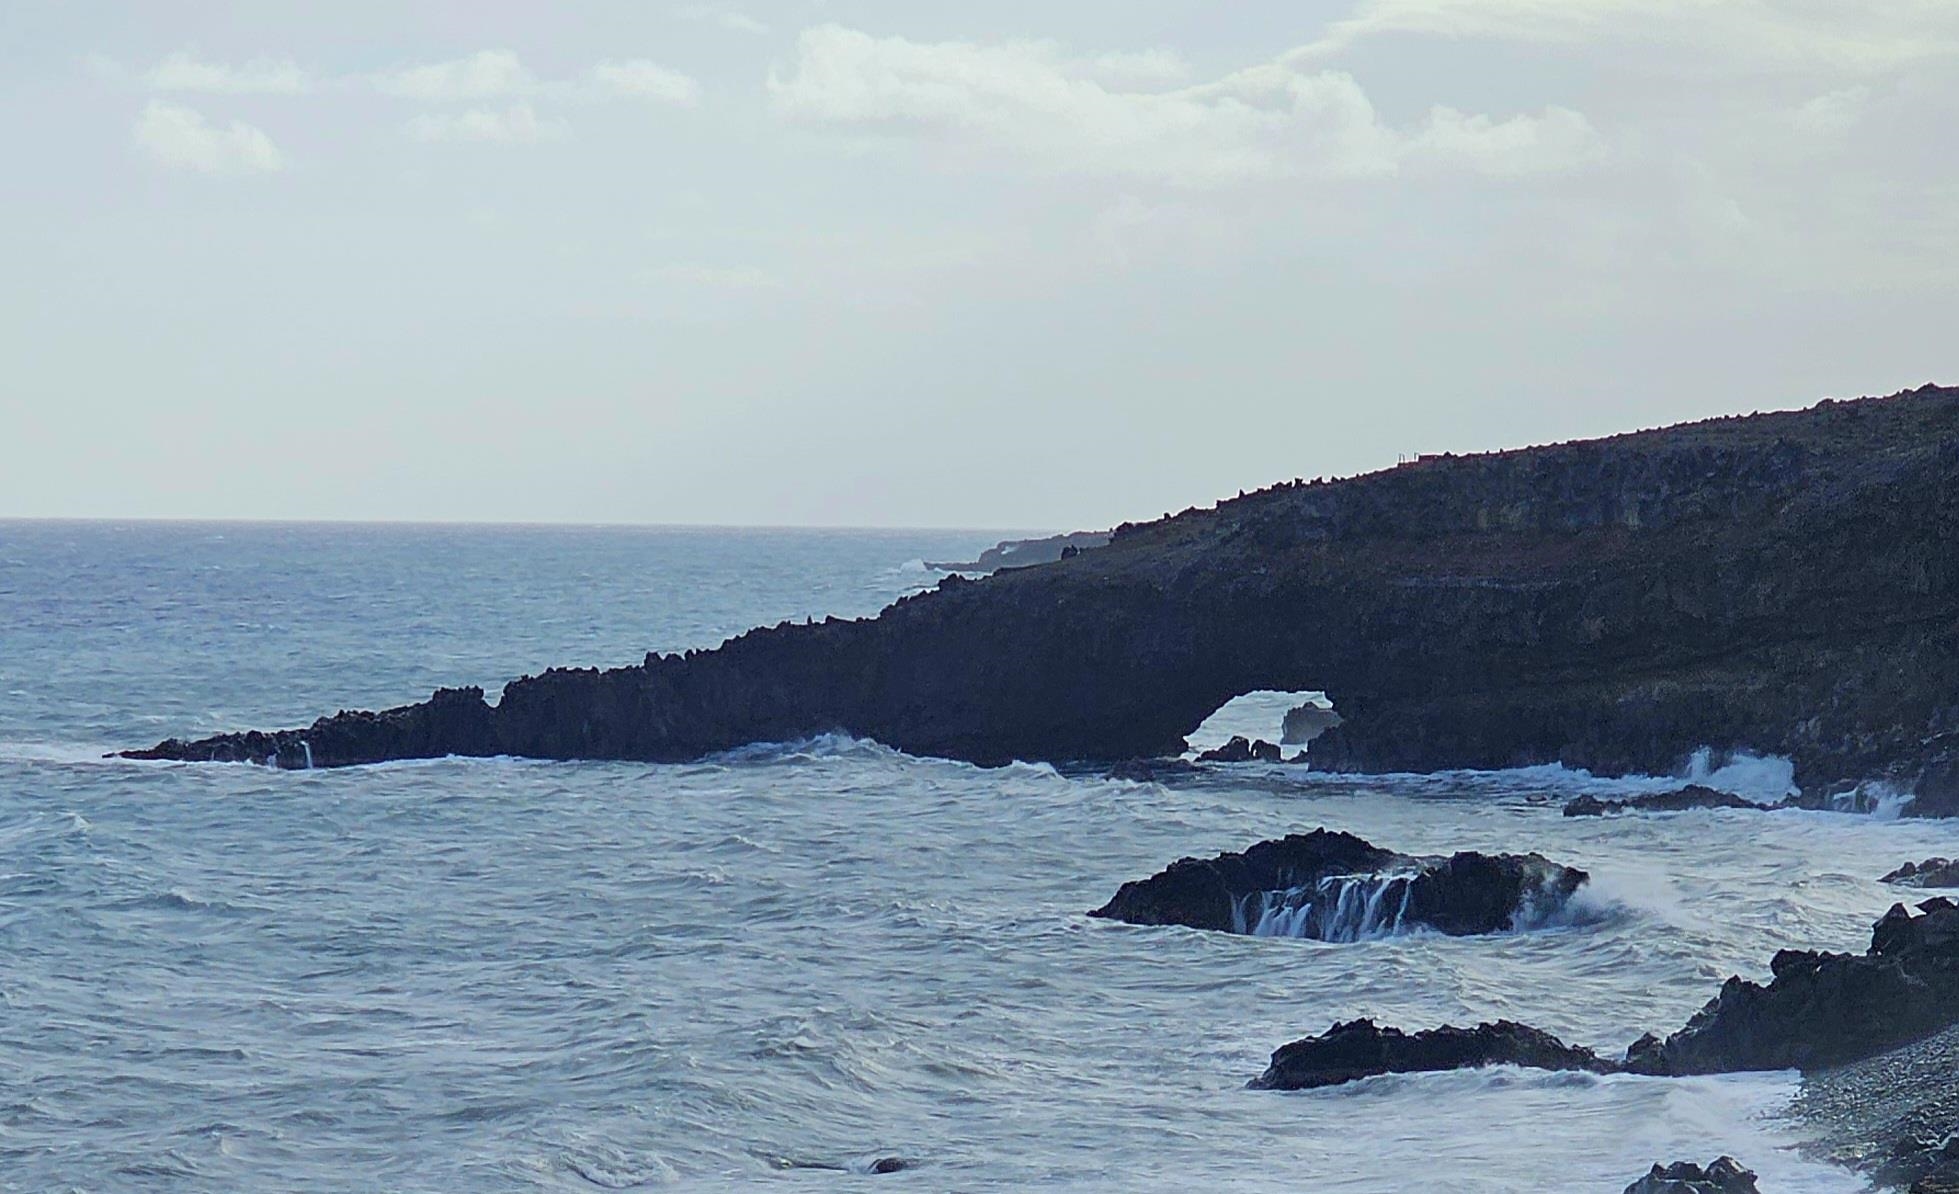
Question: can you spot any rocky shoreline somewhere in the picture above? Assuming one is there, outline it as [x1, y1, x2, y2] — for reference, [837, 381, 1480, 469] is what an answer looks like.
[1250, 899, 1959, 1188]
[122, 386, 1959, 816]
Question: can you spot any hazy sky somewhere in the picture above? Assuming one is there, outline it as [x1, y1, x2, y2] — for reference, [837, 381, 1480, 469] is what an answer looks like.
[3, 2, 1955, 528]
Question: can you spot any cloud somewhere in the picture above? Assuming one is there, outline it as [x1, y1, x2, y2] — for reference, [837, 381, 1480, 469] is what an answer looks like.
[1791, 85, 1872, 137]
[1078, 48, 1191, 90]
[404, 103, 563, 143]
[1404, 104, 1607, 175]
[1296, 0, 1959, 73]
[148, 51, 309, 94]
[768, 26, 1604, 186]
[674, 4, 770, 35]
[588, 59, 702, 106]
[132, 100, 285, 173]
[376, 49, 533, 101]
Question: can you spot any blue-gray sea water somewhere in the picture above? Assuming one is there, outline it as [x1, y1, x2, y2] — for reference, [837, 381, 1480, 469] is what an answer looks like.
[1, 521, 1949, 1191]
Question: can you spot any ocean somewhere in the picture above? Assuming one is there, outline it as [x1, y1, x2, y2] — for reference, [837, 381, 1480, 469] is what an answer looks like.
[1, 521, 1946, 1191]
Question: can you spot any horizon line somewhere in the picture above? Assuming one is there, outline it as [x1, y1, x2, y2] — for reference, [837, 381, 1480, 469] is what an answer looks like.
[0, 515, 1057, 535]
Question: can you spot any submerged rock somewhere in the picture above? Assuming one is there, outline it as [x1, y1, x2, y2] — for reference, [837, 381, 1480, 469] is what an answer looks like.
[1195, 736, 1281, 763]
[1249, 1018, 1615, 1091]
[1562, 785, 1771, 817]
[1623, 1157, 1759, 1194]
[1628, 899, 1959, 1075]
[1104, 757, 1201, 783]
[1088, 829, 1588, 941]
[1884, 859, 1959, 888]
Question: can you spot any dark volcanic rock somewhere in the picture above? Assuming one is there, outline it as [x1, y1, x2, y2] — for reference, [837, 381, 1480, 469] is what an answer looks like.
[925, 530, 1110, 573]
[1196, 735, 1281, 763]
[123, 386, 1959, 809]
[1628, 899, 1959, 1075]
[1248, 1018, 1616, 1091]
[119, 686, 499, 768]
[1088, 829, 1588, 940]
[1562, 784, 1770, 817]
[1623, 1157, 1759, 1194]
[1885, 859, 1959, 888]
[1104, 757, 1201, 783]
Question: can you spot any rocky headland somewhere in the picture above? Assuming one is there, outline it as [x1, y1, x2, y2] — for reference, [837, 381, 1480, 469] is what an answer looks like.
[1088, 829, 1587, 940]
[122, 385, 1959, 814]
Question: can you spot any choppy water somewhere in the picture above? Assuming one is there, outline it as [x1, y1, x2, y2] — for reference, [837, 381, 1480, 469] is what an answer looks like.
[2, 522, 1951, 1191]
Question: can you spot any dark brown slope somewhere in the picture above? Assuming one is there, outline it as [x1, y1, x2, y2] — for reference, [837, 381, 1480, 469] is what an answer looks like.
[124, 384, 1959, 810]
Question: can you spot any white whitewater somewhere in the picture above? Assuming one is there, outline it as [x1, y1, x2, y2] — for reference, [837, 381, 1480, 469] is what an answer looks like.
[1233, 874, 1420, 941]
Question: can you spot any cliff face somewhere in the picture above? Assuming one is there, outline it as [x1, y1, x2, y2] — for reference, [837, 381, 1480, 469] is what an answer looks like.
[127, 385, 1959, 810]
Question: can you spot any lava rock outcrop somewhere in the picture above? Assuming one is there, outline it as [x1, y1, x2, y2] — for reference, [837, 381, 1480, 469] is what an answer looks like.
[1622, 1158, 1759, 1194]
[1884, 859, 1959, 888]
[1626, 898, 1959, 1075]
[1248, 1019, 1615, 1091]
[1562, 785, 1771, 817]
[1087, 829, 1587, 940]
[1195, 736, 1281, 763]
[123, 386, 1959, 812]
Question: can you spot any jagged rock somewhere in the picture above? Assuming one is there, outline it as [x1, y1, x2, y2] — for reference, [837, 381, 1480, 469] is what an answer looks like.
[1280, 701, 1342, 745]
[121, 387, 1959, 811]
[1196, 736, 1281, 763]
[1623, 1157, 1758, 1194]
[1248, 1019, 1616, 1091]
[1886, 859, 1959, 888]
[1087, 829, 1588, 940]
[1562, 785, 1769, 817]
[1627, 899, 1959, 1075]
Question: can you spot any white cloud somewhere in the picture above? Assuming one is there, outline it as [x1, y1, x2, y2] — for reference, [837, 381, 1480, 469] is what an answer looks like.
[674, 4, 770, 35]
[132, 100, 285, 173]
[377, 49, 533, 101]
[404, 102, 563, 143]
[148, 50, 309, 94]
[1296, 0, 1959, 73]
[1078, 49, 1191, 91]
[1791, 85, 1872, 137]
[768, 26, 1604, 186]
[1404, 104, 1608, 175]
[588, 60, 702, 106]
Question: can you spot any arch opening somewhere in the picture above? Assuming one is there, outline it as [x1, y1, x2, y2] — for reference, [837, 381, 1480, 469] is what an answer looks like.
[1185, 690, 1343, 760]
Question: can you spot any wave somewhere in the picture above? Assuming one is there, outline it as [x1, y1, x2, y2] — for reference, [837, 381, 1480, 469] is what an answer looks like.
[0, 740, 149, 766]
[1818, 779, 1918, 819]
[708, 732, 902, 766]
[1259, 745, 1803, 804]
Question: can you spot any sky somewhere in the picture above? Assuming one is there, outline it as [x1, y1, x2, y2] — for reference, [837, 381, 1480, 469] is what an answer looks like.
[2, 1, 1955, 529]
